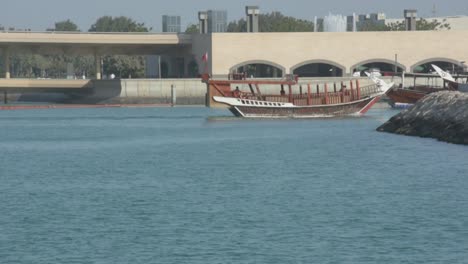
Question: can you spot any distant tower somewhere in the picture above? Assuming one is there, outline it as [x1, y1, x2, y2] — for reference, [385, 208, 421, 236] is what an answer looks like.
[346, 13, 357, 32]
[314, 16, 318, 32]
[352, 13, 357, 32]
[404, 9, 417, 31]
[207, 10, 228, 33]
[162, 15, 181, 33]
[246, 6, 259, 32]
[432, 4, 437, 17]
[198, 11, 208, 34]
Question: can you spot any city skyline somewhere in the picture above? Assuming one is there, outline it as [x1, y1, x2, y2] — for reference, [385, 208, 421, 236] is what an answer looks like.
[1, 0, 468, 31]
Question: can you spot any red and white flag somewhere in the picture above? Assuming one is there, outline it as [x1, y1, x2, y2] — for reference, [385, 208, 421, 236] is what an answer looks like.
[202, 52, 209, 62]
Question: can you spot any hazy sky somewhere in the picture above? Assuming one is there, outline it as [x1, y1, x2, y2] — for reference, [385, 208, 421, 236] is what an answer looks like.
[1, 0, 468, 31]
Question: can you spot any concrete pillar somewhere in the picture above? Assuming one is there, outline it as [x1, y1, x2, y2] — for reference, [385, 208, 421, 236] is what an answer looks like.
[404, 9, 417, 31]
[95, 53, 102, 80]
[4, 47, 10, 79]
[246, 6, 260, 33]
[171, 84, 176, 106]
[198, 12, 208, 34]
[184, 55, 191, 78]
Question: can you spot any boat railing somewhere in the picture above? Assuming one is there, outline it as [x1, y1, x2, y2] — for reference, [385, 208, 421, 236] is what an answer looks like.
[236, 84, 381, 106]
[228, 73, 299, 83]
[228, 73, 247, 80]
[360, 84, 381, 97]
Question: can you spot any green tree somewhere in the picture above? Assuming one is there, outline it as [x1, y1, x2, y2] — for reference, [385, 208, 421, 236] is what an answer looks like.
[41, 20, 87, 79]
[51, 19, 80, 31]
[89, 16, 150, 78]
[260, 12, 314, 32]
[73, 56, 94, 78]
[227, 11, 314, 32]
[185, 24, 199, 34]
[89, 16, 150, 32]
[357, 21, 389, 31]
[104, 55, 145, 78]
[227, 19, 247, 32]
[386, 18, 451, 31]
[417, 18, 450, 30]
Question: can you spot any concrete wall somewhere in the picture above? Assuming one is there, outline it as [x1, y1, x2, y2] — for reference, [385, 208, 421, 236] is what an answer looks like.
[92, 79, 207, 105]
[0, 79, 207, 105]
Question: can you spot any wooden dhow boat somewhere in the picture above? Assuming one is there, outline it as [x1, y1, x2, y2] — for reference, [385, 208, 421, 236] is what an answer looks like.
[203, 74, 391, 118]
[367, 68, 457, 108]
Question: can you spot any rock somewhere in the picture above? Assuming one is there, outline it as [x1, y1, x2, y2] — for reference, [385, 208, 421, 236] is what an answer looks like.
[377, 91, 468, 145]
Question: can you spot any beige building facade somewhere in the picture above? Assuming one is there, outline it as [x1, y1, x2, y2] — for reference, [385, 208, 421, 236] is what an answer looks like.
[198, 31, 468, 77]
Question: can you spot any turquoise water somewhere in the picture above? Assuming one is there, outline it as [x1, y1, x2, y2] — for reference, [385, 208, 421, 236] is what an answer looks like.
[0, 106, 467, 263]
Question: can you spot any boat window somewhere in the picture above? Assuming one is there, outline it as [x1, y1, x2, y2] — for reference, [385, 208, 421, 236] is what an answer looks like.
[246, 101, 250, 104]
[241, 100, 246, 104]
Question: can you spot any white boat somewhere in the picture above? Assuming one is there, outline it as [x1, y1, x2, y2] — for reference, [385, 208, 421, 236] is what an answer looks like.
[432, 64, 468, 92]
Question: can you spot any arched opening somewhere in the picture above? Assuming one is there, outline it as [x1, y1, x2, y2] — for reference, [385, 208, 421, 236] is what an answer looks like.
[352, 59, 405, 76]
[411, 58, 466, 74]
[231, 60, 284, 78]
[292, 61, 345, 77]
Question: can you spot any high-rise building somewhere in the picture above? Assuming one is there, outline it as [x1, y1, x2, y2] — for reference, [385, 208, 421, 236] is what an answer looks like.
[207, 10, 227, 33]
[347, 12, 386, 31]
[162, 15, 181, 33]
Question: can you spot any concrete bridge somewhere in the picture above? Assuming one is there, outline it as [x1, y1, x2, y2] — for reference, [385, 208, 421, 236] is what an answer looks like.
[0, 31, 193, 79]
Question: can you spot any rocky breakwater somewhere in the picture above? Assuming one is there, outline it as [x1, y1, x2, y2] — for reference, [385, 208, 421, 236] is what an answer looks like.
[377, 91, 468, 145]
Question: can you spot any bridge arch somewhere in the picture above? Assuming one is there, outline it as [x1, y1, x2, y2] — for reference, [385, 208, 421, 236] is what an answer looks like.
[230, 60, 285, 78]
[410, 57, 466, 74]
[291, 60, 345, 77]
[351, 58, 406, 76]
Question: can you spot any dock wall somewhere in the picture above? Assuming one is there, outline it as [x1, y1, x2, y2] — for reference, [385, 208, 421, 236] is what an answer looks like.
[3, 79, 207, 105]
[92, 79, 207, 105]
[1, 76, 442, 106]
